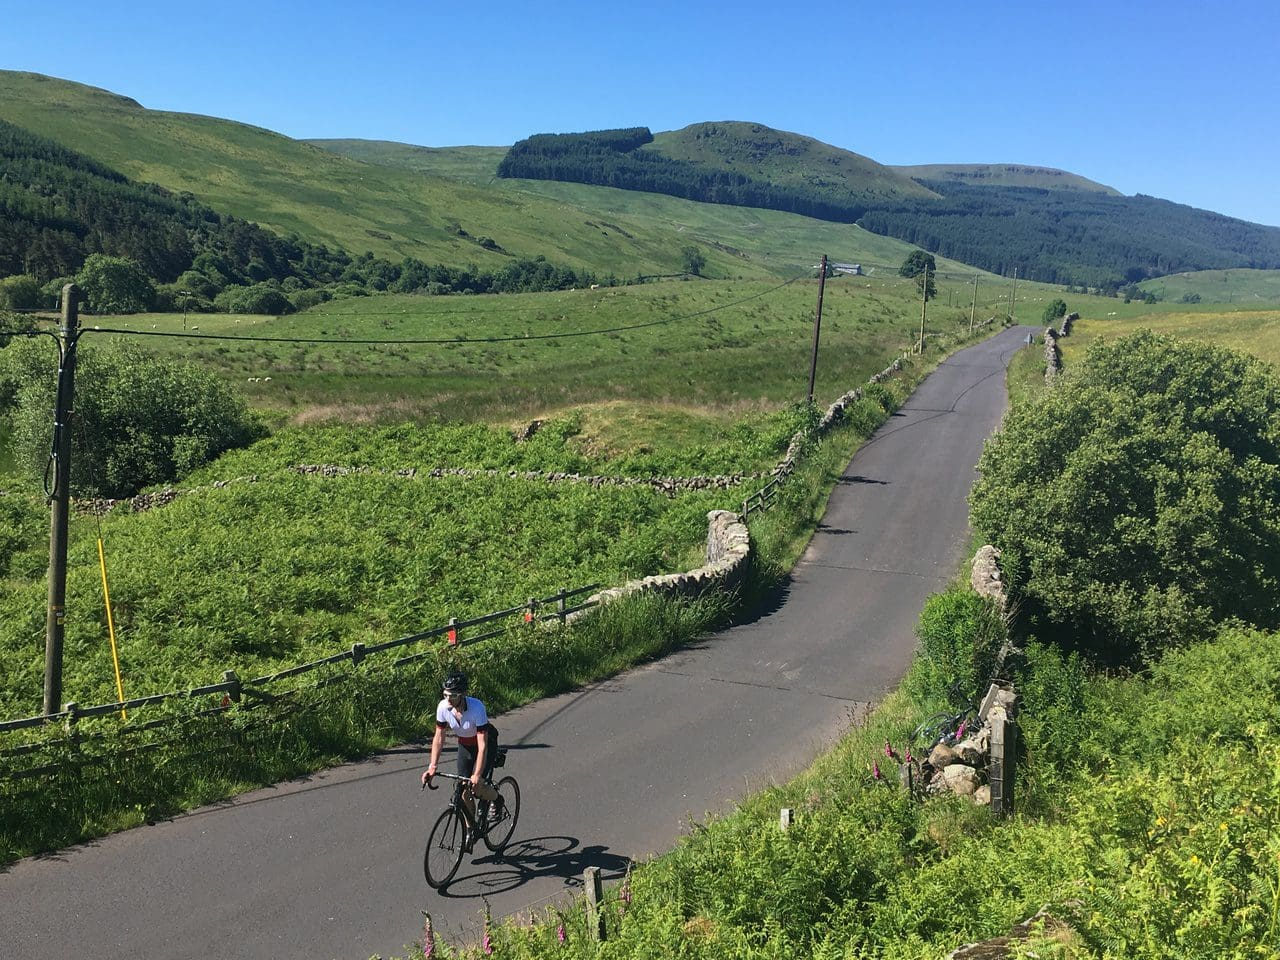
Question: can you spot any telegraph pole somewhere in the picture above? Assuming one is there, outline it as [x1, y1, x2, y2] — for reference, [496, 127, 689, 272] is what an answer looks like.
[44, 283, 80, 716]
[917, 265, 929, 354]
[806, 255, 827, 404]
[969, 276, 978, 334]
[1009, 268, 1018, 323]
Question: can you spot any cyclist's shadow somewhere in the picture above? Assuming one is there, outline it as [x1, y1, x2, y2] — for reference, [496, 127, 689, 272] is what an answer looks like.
[432, 835, 629, 899]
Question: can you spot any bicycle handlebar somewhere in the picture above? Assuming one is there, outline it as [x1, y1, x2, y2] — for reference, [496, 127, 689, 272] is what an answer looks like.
[421, 770, 481, 792]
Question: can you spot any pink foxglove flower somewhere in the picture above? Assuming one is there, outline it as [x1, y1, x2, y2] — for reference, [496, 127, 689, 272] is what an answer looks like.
[872, 760, 882, 780]
[422, 913, 435, 959]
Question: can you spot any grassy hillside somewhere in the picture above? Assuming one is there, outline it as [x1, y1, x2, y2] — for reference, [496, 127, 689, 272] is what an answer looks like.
[304, 140, 506, 184]
[647, 121, 938, 203]
[313, 137, 962, 279]
[1139, 267, 1280, 305]
[0, 73, 719, 278]
[0, 72, 950, 284]
[893, 162, 1121, 194]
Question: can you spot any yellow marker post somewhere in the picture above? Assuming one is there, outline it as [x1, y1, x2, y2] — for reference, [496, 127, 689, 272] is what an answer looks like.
[97, 538, 126, 720]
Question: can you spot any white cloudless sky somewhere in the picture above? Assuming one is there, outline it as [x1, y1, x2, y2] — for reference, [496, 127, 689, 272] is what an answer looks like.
[3, 0, 1278, 225]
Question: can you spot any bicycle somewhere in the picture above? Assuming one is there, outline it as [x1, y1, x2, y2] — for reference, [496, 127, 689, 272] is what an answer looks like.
[421, 767, 521, 889]
[910, 680, 980, 756]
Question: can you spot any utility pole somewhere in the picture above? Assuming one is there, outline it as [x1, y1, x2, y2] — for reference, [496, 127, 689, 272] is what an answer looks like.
[917, 265, 929, 354]
[1009, 268, 1018, 323]
[807, 254, 827, 404]
[44, 284, 80, 716]
[969, 276, 978, 334]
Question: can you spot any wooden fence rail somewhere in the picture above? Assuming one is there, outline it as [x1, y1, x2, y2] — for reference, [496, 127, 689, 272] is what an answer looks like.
[0, 583, 600, 747]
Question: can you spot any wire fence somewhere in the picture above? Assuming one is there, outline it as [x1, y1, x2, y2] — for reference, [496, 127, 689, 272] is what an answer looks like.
[0, 583, 599, 780]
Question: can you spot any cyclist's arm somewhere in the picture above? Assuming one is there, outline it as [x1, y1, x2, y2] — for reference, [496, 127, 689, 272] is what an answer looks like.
[424, 725, 445, 781]
[471, 729, 488, 786]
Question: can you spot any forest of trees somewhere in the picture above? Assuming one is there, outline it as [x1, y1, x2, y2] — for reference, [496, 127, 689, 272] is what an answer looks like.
[860, 181, 1280, 288]
[497, 128, 1280, 290]
[0, 120, 601, 314]
[498, 128, 880, 223]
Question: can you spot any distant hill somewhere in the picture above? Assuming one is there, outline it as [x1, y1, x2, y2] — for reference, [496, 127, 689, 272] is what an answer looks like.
[0, 72, 691, 278]
[0, 73, 942, 283]
[496, 123, 1280, 287]
[0, 116, 348, 287]
[497, 123, 935, 224]
[0, 118, 614, 308]
[860, 182, 1280, 287]
[891, 163, 1121, 195]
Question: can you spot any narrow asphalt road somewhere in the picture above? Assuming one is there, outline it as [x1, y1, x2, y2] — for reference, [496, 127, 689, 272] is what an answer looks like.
[3, 327, 1027, 960]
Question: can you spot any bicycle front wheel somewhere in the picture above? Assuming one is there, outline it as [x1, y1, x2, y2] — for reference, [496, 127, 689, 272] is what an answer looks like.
[424, 807, 466, 889]
[483, 776, 521, 852]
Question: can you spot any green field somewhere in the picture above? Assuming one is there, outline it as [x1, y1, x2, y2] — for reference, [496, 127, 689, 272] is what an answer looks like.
[65, 274, 1019, 428]
[1064, 307, 1280, 369]
[1139, 268, 1280, 305]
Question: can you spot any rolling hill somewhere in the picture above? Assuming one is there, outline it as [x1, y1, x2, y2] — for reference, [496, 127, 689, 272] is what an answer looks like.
[891, 162, 1121, 194]
[0, 72, 942, 284]
[493, 124, 1280, 287]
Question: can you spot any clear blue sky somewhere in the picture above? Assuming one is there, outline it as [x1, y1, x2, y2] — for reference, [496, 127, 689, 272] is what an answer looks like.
[4, 0, 1278, 226]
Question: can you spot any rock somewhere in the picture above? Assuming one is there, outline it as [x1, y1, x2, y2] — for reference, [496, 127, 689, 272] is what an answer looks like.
[973, 785, 991, 806]
[929, 742, 959, 768]
[941, 763, 980, 796]
[954, 730, 988, 765]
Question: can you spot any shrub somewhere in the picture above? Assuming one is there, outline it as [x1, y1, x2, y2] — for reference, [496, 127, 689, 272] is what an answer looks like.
[74, 254, 155, 314]
[970, 331, 1280, 664]
[0, 274, 42, 310]
[1, 338, 265, 497]
[1041, 298, 1068, 324]
[912, 587, 1006, 701]
[214, 282, 294, 315]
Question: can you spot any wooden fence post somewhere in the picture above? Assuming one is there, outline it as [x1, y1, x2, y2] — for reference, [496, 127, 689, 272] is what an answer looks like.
[989, 706, 1015, 817]
[779, 807, 794, 831]
[584, 865, 605, 941]
[223, 670, 241, 703]
[557, 588, 567, 624]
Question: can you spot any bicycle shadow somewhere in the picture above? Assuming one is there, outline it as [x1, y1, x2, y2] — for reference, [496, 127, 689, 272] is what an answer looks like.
[431, 834, 629, 899]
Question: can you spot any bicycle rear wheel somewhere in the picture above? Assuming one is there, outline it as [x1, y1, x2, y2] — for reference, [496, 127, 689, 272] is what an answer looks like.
[424, 807, 466, 889]
[482, 776, 521, 852]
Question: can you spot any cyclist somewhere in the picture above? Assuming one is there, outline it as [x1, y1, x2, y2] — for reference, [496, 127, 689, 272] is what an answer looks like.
[421, 670, 502, 847]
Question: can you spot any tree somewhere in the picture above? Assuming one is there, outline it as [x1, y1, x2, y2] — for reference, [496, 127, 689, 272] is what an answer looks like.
[75, 254, 155, 314]
[969, 331, 1280, 664]
[0, 338, 265, 497]
[680, 245, 706, 277]
[1042, 298, 1068, 324]
[898, 249, 937, 301]
[0, 274, 42, 310]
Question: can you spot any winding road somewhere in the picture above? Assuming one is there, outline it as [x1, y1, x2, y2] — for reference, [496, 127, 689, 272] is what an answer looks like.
[3, 327, 1027, 960]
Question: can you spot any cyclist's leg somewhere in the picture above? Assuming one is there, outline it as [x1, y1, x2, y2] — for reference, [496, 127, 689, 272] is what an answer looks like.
[480, 728, 502, 817]
[455, 741, 479, 842]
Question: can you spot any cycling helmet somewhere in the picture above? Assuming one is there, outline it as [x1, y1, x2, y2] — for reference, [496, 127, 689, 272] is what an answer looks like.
[442, 670, 469, 694]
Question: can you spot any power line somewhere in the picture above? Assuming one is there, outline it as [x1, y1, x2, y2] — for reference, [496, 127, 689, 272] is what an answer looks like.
[82, 277, 803, 347]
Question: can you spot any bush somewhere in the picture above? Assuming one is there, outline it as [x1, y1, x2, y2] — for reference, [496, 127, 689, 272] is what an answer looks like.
[74, 254, 155, 314]
[0, 338, 265, 497]
[970, 331, 1280, 663]
[1041, 298, 1068, 324]
[0, 274, 42, 310]
[214, 282, 294, 315]
[912, 587, 1006, 701]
